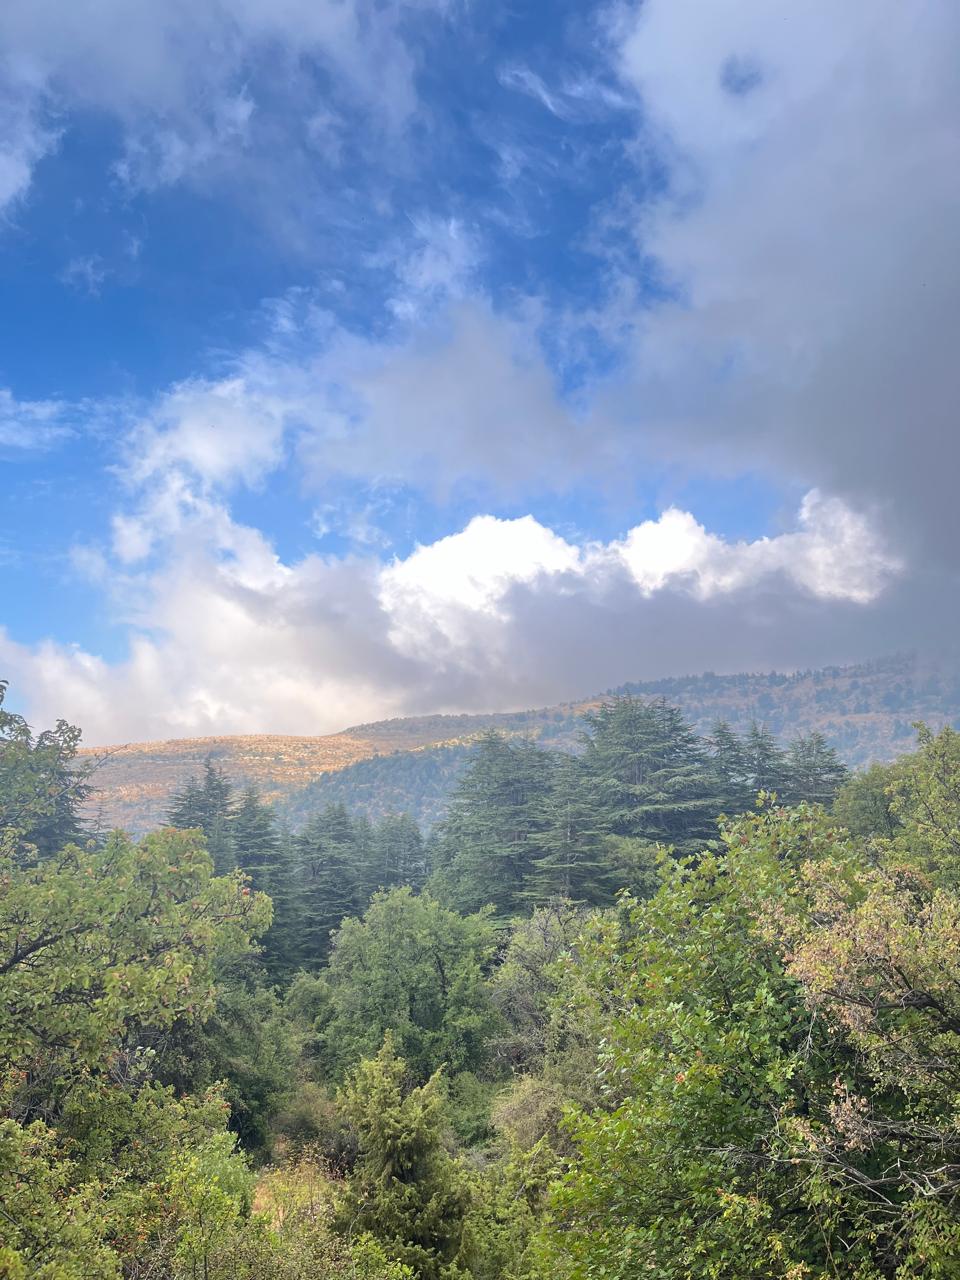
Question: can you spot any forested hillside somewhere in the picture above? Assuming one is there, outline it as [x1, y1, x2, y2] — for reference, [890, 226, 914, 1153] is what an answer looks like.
[9, 674, 960, 1276]
[81, 654, 960, 834]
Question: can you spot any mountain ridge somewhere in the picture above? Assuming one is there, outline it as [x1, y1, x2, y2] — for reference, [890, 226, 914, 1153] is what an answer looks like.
[80, 654, 960, 834]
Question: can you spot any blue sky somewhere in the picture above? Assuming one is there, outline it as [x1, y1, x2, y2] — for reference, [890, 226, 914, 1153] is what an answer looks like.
[1, 0, 957, 743]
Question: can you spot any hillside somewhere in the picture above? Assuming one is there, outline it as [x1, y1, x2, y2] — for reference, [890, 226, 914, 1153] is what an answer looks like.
[80, 653, 960, 833]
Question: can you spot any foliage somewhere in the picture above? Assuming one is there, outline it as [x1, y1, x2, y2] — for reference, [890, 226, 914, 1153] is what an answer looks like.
[16, 681, 960, 1280]
[167, 759, 236, 875]
[431, 734, 557, 919]
[0, 681, 94, 862]
[834, 759, 904, 838]
[489, 901, 586, 1075]
[337, 1040, 469, 1279]
[537, 746, 960, 1277]
[0, 827, 270, 1076]
[318, 888, 501, 1083]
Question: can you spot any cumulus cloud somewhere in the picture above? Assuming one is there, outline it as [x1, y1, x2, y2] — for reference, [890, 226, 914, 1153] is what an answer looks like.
[0, 489, 901, 744]
[2, 0, 954, 744]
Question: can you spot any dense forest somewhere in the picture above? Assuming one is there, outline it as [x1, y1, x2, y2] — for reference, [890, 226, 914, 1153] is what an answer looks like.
[7, 674, 960, 1276]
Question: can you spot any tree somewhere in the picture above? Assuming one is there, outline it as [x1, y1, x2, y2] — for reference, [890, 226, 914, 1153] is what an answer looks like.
[743, 720, 790, 798]
[578, 696, 726, 855]
[834, 760, 904, 838]
[337, 1040, 468, 1280]
[319, 888, 500, 1083]
[0, 827, 270, 1077]
[706, 719, 752, 812]
[295, 803, 363, 964]
[524, 754, 615, 906]
[230, 785, 278, 885]
[230, 787, 300, 981]
[0, 679, 94, 860]
[538, 768, 960, 1278]
[784, 730, 849, 805]
[489, 900, 586, 1074]
[431, 734, 555, 918]
[370, 813, 429, 895]
[167, 759, 235, 874]
[0, 822, 273, 1277]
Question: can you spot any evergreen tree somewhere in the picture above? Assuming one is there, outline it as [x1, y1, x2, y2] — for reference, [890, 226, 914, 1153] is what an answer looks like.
[337, 1039, 469, 1280]
[167, 759, 235, 874]
[229, 787, 301, 982]
[370, 812, 429, 893]
[579, 697, 726, 855]
[706, 719, 752, 813]
[295, 802, 362, 964]
[524, 753, 615, 905]
[743, 721, 790, 799]
[784, 731, 849, 806]
[430, 733, 555, 917]
[351, 811, 377, 904]
[229, 785, 278, 885]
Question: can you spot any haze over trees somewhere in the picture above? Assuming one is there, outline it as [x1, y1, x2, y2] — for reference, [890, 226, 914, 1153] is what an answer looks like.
[10, 678, 960, 1276]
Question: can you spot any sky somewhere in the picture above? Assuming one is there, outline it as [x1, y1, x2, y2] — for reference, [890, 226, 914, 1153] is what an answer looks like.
[0, 0, 957, 745]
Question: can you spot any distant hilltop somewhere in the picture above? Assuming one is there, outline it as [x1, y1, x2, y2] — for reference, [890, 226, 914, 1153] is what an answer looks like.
[80, 654, 960, 834]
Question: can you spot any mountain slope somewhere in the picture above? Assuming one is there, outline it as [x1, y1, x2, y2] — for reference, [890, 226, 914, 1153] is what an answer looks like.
[80, 654, 960, 834]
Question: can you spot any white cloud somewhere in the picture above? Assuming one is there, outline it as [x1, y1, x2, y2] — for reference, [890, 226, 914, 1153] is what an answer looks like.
[611, 491, 898, 605]
[381, 514, 582, 657]
[380, 495, 899, 664]
[0, 387, 73, 449]
[0, 489, 900, 744]
[0, 0, 446, 209]
[123, 374, 291, 492]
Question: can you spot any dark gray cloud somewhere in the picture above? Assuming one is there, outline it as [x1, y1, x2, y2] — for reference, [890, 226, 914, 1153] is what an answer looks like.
[605, 0, 960, 569]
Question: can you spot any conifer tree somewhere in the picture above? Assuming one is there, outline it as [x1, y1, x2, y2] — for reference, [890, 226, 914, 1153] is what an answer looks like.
[229, 787, 302, 982]
[525, 753, 614, 905]
[579, 697, 726, 855]
[337, 1039, 468, 1280]
[167, 759, 235, 874]
[430, 733, 555, 917]
[706, 719, 752, 813]
[785, 731, 849, 806]
[371, 812, 429, 893]
[295, 802, 362, 964]
[743, 721, 790, 799]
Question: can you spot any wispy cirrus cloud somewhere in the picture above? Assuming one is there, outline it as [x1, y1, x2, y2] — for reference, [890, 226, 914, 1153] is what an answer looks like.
[0, 387, 74, 450]
[0, 0, 449, 210]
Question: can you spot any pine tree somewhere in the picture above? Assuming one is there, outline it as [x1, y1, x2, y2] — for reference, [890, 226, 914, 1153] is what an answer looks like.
[166, 759, 235, 874]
